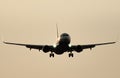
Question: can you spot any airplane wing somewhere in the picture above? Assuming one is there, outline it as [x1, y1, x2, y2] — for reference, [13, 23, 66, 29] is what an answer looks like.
[3, 41, 44, 50]
[71, 42, 116, 51]
[3, 41, 116, 53]
[81, 42, 116, 49]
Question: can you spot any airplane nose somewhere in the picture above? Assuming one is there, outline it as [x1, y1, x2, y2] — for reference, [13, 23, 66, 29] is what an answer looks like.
[59, 36, 71, 44]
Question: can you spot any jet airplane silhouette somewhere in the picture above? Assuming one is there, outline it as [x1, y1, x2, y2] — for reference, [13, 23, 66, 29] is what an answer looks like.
[3, 26, 116, 57]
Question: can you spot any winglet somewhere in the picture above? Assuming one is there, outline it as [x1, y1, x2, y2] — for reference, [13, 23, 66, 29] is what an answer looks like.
[115, 33, 120, 43]
[0, 34, 4, 44]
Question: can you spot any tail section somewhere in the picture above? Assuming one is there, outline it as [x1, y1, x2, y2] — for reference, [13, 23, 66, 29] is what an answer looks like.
[56, 23, 59, 38]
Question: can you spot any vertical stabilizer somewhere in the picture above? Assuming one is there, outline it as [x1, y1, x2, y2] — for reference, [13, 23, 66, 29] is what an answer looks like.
[56, 23, 59, 38]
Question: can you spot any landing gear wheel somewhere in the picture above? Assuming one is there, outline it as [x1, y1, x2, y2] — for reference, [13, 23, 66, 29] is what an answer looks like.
[49, 53, 54, 58]
[69, 53, 74, 57]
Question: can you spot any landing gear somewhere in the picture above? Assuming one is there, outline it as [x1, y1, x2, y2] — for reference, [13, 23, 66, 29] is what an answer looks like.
[69, 53, 74, 57]
[49, 53, 54, 58]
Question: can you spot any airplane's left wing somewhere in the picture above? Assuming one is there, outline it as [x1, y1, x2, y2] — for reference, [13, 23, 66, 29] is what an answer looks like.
[81, 42, 116, 49]
[3, 41, 48, 51]
[71, 42, 116, 52]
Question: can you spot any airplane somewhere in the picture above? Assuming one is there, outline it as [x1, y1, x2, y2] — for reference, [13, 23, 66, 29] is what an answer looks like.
[3, 26, 116, 57]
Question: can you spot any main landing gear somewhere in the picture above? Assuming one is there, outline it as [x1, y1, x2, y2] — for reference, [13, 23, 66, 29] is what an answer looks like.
[49, 53, 54, 58]
[49, 52, 74, 58]
[69, 52, 74, 57]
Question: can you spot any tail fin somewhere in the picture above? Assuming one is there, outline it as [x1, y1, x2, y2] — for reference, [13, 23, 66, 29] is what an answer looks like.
[56, 23, 59, 38]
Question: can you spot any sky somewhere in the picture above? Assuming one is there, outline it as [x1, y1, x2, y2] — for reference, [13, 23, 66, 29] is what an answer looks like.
[0, 0, 120, 78]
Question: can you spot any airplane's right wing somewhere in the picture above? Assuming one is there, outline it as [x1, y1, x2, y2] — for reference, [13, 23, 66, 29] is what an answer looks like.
[3, 41, 43, 50]
[3, 41, 54, 52]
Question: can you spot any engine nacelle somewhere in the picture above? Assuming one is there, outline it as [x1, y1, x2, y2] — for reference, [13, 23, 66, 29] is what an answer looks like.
[74, 45, 83, 52]
[43, 45, 51, 53]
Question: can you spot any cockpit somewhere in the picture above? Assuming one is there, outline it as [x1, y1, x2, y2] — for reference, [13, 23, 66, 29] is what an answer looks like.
[60, 33, 69, 37]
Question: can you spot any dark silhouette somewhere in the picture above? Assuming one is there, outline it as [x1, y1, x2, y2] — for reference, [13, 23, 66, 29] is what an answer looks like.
[3, 26, 116, 57]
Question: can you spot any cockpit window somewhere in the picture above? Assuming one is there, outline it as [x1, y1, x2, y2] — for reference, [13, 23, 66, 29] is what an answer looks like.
[60, 33, 69, 37]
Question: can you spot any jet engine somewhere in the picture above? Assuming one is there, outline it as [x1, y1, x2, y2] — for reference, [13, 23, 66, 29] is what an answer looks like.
[74, 45, 83, 52]
[43, 45, 51, 53]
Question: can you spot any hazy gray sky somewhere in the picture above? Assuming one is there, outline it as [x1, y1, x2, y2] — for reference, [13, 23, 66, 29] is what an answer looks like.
[0, 0, 120, 78]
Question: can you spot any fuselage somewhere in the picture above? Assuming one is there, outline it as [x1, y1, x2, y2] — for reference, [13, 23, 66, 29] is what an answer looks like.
[55, 33, 71, 54]
[58, 33, 71, 45]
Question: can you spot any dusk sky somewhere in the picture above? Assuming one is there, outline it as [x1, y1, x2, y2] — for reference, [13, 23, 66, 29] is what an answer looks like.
[0, 0, 120, 78]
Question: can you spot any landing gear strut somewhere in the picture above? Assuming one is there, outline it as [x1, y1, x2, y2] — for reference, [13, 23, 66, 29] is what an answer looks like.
[49, 53, 54, 57]
[69, 52, 74, 57]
